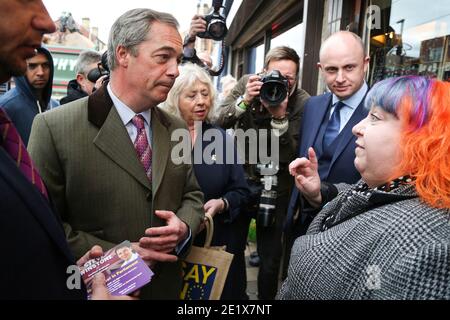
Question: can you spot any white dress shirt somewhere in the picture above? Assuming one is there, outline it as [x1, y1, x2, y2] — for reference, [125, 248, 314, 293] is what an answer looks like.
[107, 83, 152, 147]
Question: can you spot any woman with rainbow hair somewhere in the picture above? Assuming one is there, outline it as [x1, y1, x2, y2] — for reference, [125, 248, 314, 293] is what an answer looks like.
[278, 76, 450, 299]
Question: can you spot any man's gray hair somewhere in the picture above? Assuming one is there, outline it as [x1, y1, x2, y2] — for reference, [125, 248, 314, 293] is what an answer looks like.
[107, 8, 179, 71]
[75, 50, 102, 75]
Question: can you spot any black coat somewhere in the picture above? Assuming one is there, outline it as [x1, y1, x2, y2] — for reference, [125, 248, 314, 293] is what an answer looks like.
[0, 145, 86, 299]
[193, 122, 251, 299]
[60, 79, 88, 105]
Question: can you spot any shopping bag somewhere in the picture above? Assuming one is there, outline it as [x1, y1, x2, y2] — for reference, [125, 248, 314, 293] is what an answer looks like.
[180, 214, 234, 300]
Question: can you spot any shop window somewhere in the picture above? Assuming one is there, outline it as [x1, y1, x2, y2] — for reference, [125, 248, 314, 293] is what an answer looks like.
[270, 23, 305, 63]
[247, 44, 265, 74]
[328, 0, 344, 34]
[369, 0, 450, 84]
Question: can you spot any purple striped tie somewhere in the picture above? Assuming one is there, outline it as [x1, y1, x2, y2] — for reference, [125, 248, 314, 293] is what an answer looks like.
[0, 108, 49, 200]
[132, 115, 152, 182]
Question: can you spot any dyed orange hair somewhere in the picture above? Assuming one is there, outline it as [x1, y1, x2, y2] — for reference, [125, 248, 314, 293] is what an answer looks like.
[395, 80, 450, 208]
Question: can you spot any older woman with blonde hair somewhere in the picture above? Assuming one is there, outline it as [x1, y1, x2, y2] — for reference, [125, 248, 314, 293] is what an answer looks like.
[162, 63, 251, 300]
[279, 76, 450, 299]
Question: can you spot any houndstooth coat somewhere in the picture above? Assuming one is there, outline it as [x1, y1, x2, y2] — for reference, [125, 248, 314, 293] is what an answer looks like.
[278, 181, 450, 300]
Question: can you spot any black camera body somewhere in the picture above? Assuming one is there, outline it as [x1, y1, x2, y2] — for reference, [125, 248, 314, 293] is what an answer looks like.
[87, 51, 110, 83]
[197, 1, 228, 41]
[260, 70, 289, 107]
[257, 162, 279, 228]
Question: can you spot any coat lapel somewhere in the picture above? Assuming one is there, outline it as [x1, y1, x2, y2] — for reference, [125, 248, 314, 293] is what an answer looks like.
[89, 85, 151, 191]
[93, 107, 151, 191]
[151, 108, 170, 196]
[300, 94, 332, 157]
[0, 148, 75, 262]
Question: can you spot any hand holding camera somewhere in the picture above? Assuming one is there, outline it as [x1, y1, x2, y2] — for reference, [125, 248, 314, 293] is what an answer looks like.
[244, 70, 290, 118]
[197, 0, 228, 41]
[244, 75, 263, 104]
[187, 15, 207, 44]
[87, 51, 110, 90]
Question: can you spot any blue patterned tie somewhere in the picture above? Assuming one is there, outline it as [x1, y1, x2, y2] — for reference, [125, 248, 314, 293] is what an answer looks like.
[323, 101, 345, 149]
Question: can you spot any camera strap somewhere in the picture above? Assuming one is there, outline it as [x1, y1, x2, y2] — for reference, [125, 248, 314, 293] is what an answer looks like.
[212, 0, 223, 11]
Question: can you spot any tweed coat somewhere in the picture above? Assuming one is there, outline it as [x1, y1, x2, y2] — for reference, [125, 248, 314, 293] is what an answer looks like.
[28, 85, 204, 299]
[278, 182, 450, 300]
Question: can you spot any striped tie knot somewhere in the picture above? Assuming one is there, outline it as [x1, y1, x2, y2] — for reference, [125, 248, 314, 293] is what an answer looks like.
[132, 115, 146, 131]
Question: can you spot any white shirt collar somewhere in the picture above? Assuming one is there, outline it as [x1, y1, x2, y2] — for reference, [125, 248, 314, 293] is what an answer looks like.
[107, 83, 151, 126]
[332, 82, 368, 110]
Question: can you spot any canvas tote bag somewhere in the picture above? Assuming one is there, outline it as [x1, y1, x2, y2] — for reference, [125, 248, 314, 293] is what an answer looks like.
[180, 214, 234, 300]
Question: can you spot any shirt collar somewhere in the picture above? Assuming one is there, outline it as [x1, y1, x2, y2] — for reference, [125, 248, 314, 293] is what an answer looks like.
[107, 83, 151, 126]
[332, 82, 368, 110]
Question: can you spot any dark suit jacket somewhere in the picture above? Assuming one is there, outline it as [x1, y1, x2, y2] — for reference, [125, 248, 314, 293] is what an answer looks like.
[192, 122, 250, 299]
[286, 92, 368, 235]
[28, 85, 204, 299]
[0, 147, 86, 300]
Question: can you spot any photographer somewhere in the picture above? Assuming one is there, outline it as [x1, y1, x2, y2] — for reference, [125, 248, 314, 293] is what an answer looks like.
[60, 50, 107, 105]
[182, 0, 228, 75]
[215, 46, 310, 300]
[182, 15, 213, 70]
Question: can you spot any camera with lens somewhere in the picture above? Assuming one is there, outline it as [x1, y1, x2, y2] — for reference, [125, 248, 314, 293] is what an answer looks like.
[197, 0, 228, 41]
[87, 51, 110, 84]
[260, 70, 289, 107]
[257, 162, 279, 228]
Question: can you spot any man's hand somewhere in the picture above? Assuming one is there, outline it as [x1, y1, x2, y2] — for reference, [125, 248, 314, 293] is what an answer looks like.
[77, 245, 104, 267]
[261, 95, 288, 119]
[289, 147, 322, 208]
[244, 75, 263, 104]
[90, 273, 138, 300]
[186, 15, 206, 47]
[138, 210, 189, 258]
[78, 246, 138, 300]
[94, 74, 108, 91]
[131, 242, 177, 268]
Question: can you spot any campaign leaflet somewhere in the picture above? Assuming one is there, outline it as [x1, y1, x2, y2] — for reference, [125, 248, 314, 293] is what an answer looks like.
[79, 240, 153, 299]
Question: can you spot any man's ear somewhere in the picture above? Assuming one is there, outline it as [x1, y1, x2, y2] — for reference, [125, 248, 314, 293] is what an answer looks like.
[116, 45, 130, 68]
[317, 62, 322, 70]
[363, 55, 370, 73]
[76, 73, 85, 86]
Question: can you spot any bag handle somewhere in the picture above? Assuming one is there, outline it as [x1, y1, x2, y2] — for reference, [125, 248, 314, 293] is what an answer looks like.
[204, 213, 214, 248]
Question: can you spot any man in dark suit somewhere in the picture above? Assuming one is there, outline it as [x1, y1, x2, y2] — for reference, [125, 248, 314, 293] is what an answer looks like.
[285, 31, 370, 247]
[0, 0, 125, 300]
